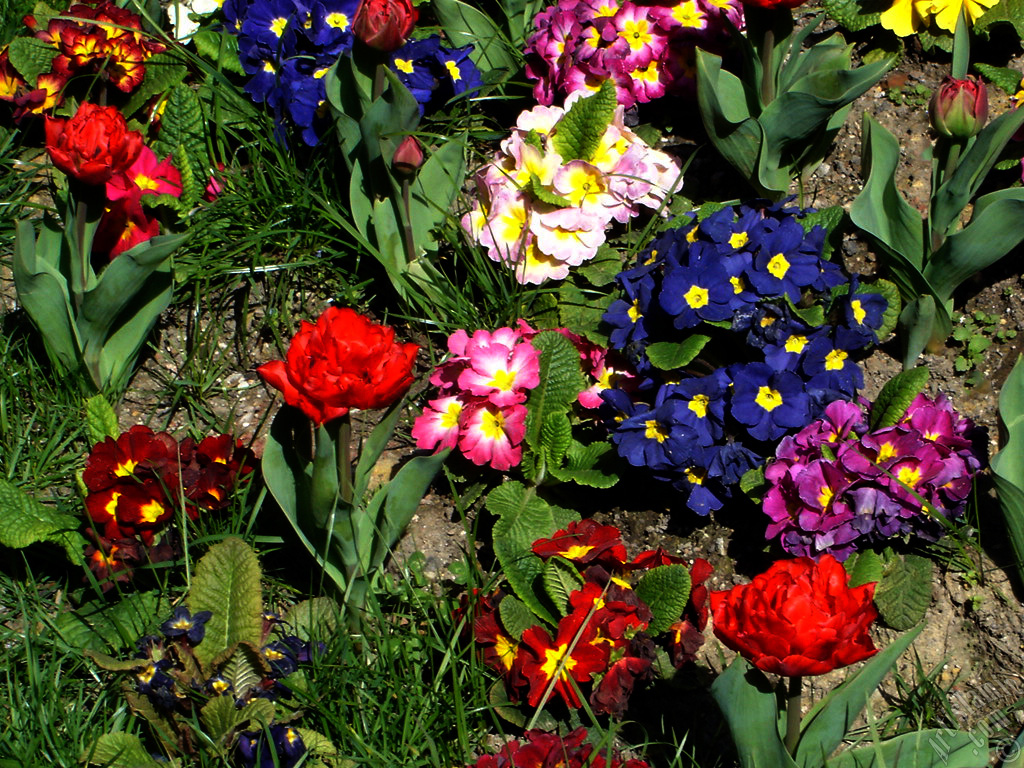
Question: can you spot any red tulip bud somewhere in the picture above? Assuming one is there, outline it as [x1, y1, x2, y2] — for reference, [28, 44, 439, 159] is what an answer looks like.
[930, 75, 988, 139]
[352, 0, 417, 52]
[392, 135, 424, 179]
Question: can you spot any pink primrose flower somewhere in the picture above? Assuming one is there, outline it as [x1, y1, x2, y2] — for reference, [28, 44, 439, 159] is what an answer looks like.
[412, 395, 465, 451]
[532, 207, 607, 266]
[456, 328, 542, 406]
[106, 145, 182, 201]
[458, 401, 527, 470]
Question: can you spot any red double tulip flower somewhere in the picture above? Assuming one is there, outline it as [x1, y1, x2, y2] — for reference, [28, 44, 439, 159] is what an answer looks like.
[352, 0, 417, 52]
[258, 306, 419, 425]
[710, 554, 877, 676]
[930, 75, 989, 139]
[44, 102, 144, 185]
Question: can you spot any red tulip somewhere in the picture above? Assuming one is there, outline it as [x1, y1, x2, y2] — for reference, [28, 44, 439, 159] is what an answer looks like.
[710, 554, 877, 676]
[930, 75, 988, 139]
[44, 101, 143, 185]
[258, 306, 419, 425]
[392, 135, 425, 179]
[352, 0, 417, 52]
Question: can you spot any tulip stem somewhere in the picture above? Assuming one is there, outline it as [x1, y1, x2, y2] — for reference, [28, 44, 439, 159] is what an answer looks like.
[761, 27, 775, 107]
[784, 675, 803, 755]
[372, 63, 386, 102]
[400, 178, 416, 265]
[338, 413, 353, 506]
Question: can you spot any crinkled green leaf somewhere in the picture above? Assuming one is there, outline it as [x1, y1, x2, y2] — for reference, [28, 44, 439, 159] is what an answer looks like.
[524, 331, 586, 451]
[295, 728, 342, 768]
[577, 245, 622, 288]
[822, 0, 882, 32]
[487, 482, 577, 625]
[58, 591, 169, 653]
[528, 175, 572, 208]
[84, 394, 119, 445]
[191, 27, 245, 75]
[152, 84, 208, 208]
[645, 336, 710, 371]
[634, 564, 690, 635]
[201, 695, 275, 745]
[551, 80, 617, 162]
[869, 278, 901, 341]
[547, 440, 618, 489]
[219, 643, 269, 701]
[868, 367, 929, 429]
[543, 556, 584, 617]
[498, 594, 537, 640]
[557, 280, 613, 345]
[973, 0, 1024, 47]
[7, 37, 56, 88]
[188, 537, 264, 669]
[122, 50, 189, 117]
[844, 549, 884, 588]
[540, 412, 572, 468]
[0, 477, 84, 563]
[874, 553, 933, 630]
[282, 597, 342, 642]
[739, 465, 766, 504]
[82, 732, 173, 768]
[975, 63, 1023, 95]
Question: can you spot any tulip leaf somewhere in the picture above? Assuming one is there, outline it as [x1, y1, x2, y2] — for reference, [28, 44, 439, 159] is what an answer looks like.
[635, 564, 691, 635]
[874, 553, 933, 630]
[432, 0, 517, 78]
[696, 48, 760, 184]
[826, 729, 986, 768]
[550, 80, 617, 163]
[0, 477, 84, 565]
[370, 448, 450, 568]
[931, 106, 1024, 238]
[499, 595, 538, 640]
[795, 625, 923, 768]
[849, 114, 925, 269]
[12, 218, 82, 376]
[868, 367, 930, 430]
[992, 355, 1024, 590]
[83, 732, 175, 768]
[187, 537, 264, 670]
[407, 134, 467, 257]
[487, 482, 578, 625]
[711, 659, 799, 768]
[925, 190, 1024, 302]
[898, 295, 951, 370]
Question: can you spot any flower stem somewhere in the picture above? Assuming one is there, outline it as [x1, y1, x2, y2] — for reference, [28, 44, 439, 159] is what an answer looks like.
[400, 178, 416, 265]
[372, 62, 386, 102]
[784, 675, 803, 755]
[338, 413, 353, 506]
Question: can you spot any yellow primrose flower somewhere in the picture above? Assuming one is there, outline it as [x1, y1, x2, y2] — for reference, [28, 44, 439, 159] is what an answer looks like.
[930, 0, 999, 31]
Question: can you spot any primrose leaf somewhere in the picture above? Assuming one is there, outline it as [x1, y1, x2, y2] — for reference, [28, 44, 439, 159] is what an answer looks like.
[874, 552, 933, 630]
[188, 537, 263, 670]
[868, 367, 930, 430]
[498, 594, 537, 641]
[84, 394, 119, 445]
[551, 80, 617, 162]
[0, 477, 84, 564]
[645, 336, 710, 371]
[635, 564, 691, 635]
[543, 556, 584, 616]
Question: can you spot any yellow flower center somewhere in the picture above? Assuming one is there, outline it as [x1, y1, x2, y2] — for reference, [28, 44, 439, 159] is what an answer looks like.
[445, 60, 462, 82]
[326, 11, 349, 29]
[480, 409, 506, 440]
[689, 394, 709, 418]
[270, 16, 288, 36]
[729, 231, 748, 249]
[755, 386, 783, 412]
[394, 58, 414, 74]
[767, 253, 790, 279]
[785, 335, 808, 354]
[851, 299, 867, 324]
[645, 420, 669, 442]
[627, 299, 642, 323]
[896, 465, 922, 487]
[824, 349, 848, 371]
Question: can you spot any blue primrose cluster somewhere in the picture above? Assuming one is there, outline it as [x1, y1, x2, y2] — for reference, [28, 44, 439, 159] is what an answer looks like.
[223, 0, 482, 145]
[601, 200, 891, 516]
[131, 607, 321, 765]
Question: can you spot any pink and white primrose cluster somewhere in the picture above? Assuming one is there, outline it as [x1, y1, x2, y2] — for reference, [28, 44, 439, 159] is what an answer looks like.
[462, 95, 683, 285]
[525, 0, 742, 108]
[413, 323, 634, 470]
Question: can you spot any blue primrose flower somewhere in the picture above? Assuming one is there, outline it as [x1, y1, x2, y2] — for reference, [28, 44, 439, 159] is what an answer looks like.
[240, 0, 298, 52]
[237, 724, 307, 768]
[729, 363, 811, 442]
[611, 399, 699, 472]
[672, 446, 726, 515]
[835, 287, 888, 349]
[802, 336, 864, 397]
[746, 217, 823, 301]
[659, 261, 734, 329]
[310, 0, 360, 54]
[435, 44, 484, 99]
[160, 606, 213, 644]
[656, 373, 728, 446]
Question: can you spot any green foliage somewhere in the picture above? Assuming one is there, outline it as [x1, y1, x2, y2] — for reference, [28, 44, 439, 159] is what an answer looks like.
[822, 0, 883, 31]
[486, 481, 578, 625]
[973, 0, 1024, 42]
[0, 477, 84, 563]
[951, 310, 1017, 386]
[645, 336, 711, 371]
[191, 27, 246, 76]
[542, 556, 584, 616]
[83, 732, 177, 768]
[868, 367, 930, 430]
[872, 278, 902, 340]
[873, 552, 934, 630]
[798, 205, 845, 260]
[696, 24, 893, 198]
[498, 595, 536, 640]
[974, 63, 1021, 95]
[432, 0, 518, 82]
[6, 36, 55, 88]
[122, 51, 190, 119]
[58, 591, 168, 654]
[187, 536, 264, 668]
[84, 394, 119, 446]
[550, 80, 618, 163]
[152, 84, 209, 209]
[634, 564, 691, 635]
[845, 549, 884, 588]
[992, 354, 1024, 591]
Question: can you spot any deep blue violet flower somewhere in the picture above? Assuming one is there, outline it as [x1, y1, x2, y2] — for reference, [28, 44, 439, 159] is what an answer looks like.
[435, 43, 483, 99]
[660, 261, 733, 329]
[674, 445, 726, 515]
[612, 399, 699, 472]
[729, 362, 811, 442]
[160, 606, 213, 644]
[746, 217, 822, 301]
[802, 336, 864, 397]
[657, 372, 727, 446]
[835, 286, 888, 349]
[709, 441, 763, 485]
